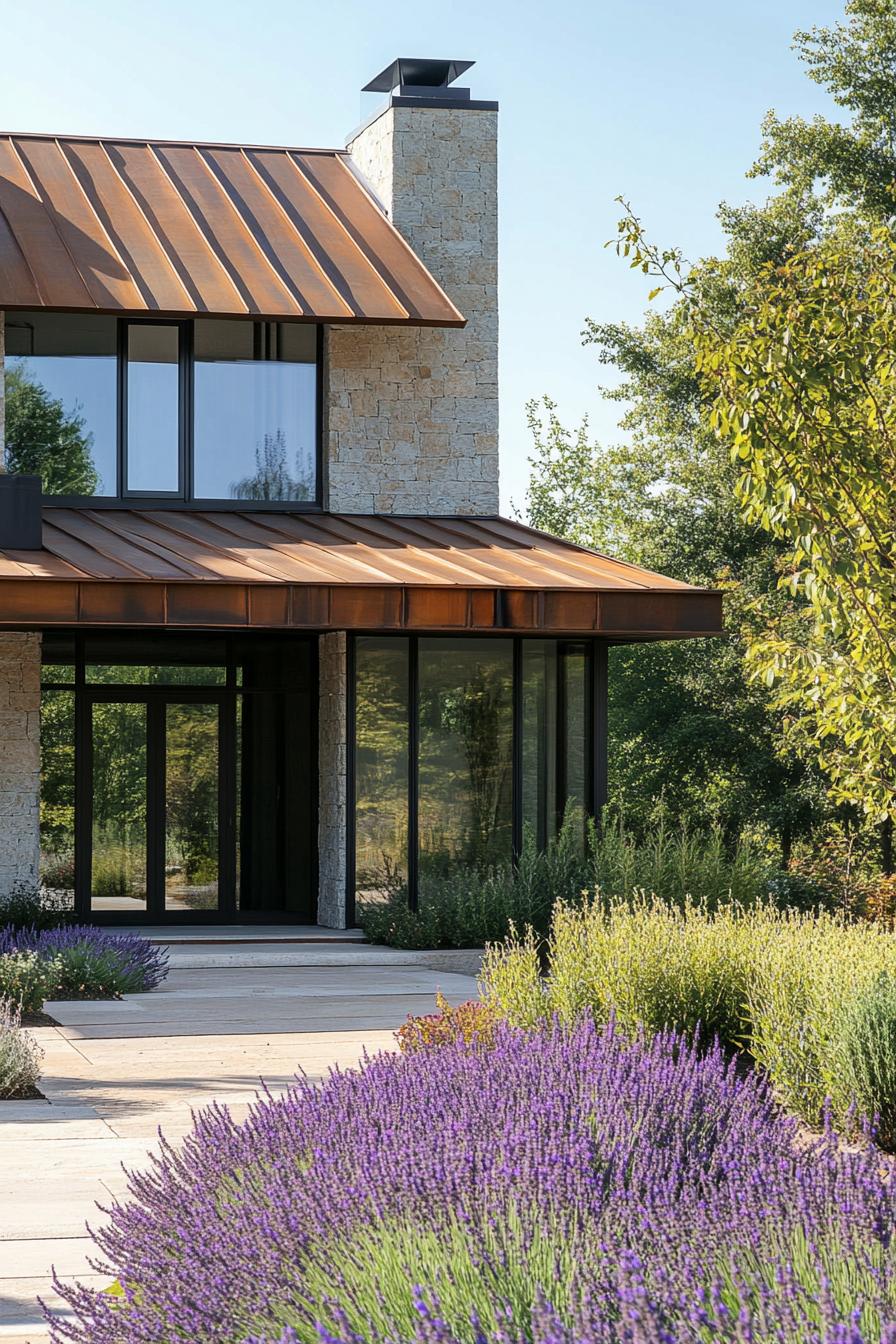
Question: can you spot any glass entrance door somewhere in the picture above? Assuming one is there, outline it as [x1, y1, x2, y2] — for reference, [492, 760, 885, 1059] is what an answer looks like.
[88, 694, 226, 918]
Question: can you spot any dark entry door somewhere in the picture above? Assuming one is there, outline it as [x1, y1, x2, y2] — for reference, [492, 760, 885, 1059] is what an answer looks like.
[86, 690, 233, 919]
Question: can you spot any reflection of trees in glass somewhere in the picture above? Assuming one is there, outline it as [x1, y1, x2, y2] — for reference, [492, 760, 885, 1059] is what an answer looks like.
[230, 430, 313, 501]
[92, 703, 147, 902]
[40, 690, 76, 886]
[354, 641, 409, 891]
[4, 363, 100, 494]
[419, 647, 513, 871]
[166, 706, 218, 884]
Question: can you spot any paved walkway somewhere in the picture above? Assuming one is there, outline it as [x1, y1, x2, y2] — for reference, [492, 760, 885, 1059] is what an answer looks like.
[0, 945, 480, 1343]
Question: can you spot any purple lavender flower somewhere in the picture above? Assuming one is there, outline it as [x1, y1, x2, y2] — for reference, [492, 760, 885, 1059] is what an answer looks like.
[0, 924, 168, 993]
[47, 1019, 896, 1343]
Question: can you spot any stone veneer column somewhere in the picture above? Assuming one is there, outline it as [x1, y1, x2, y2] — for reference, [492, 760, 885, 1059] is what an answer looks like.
[317, 631, 347, 927]
[0, 633, 41, 899]
[327, 100, 499, 515]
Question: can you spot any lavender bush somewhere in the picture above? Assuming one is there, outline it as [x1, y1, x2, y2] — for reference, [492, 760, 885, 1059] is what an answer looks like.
[0, 925, 168, 999]
[50, 1019, 896, 1343]
[0, 997, 42, 1097]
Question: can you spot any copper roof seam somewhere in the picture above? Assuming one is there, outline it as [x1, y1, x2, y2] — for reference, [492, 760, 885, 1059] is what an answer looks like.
[0, 131, 348, 154]
[297, 154, 418, 319]
[332, 514, 526, 586]
[425, 516, 623, 588]
[104, 509, 290, 582]
[289, 514, 486, 586]
[485, 516, 694, 588]
[89, 141, 194, 311]
[151, 146, 262, 315]
[285, 152, 410, 319]
[203, 510, 416, 584]
[331, 154, 464, 323]
[68, 509, 211, 579]
[40, 515, 145, 580]
[58, 142, 162, 313]
[105, 142, 214, 315]
[274, 513, 469, 586]
[228, 148, 356, 320]
[132, 510, 350, 585]
[468, 519, 655, 589]
[356, 514, 555, 587]
[380, 515, 594, 588]
[46, 136, 140, 307]
[0, 136, 44, 303]
[176, 143, 298, 311]
[160, 511, 365, 585]
[8, 137, 96, 308]
[196, 147, 312, 316]
[247, 150, 382, 320]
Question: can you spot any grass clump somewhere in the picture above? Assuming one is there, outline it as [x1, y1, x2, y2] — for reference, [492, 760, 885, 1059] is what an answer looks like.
[481, 896, 896, 1142]
[359, 810, 771, 950]
[0, 998, 42, 1098]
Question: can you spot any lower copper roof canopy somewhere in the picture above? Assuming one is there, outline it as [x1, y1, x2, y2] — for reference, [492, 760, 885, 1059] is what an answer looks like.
[0, 511, 723, 638]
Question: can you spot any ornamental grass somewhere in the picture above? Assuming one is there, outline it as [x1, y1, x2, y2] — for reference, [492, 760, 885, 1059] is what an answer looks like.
[49, 1018, 896, 1344]
[482, 896, 896, 1138]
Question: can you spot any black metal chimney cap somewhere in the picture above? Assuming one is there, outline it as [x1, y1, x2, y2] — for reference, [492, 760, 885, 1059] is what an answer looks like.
[363, 58, 474, 94]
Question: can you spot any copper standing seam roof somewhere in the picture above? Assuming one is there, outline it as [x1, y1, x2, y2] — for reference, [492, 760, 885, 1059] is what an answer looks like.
[0, 134, 464, 325]
[0, 511, 723, 637]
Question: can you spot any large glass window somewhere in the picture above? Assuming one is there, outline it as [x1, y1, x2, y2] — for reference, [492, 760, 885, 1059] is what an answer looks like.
[4, 311, 117, 495]
[126, 324, 180, 493]
[354, 638, 410, 899]
[418, 638, 514, 875]
[351, 636, 603, 912]
[3, 314, 319, 503]
[193, 321, 317, 501]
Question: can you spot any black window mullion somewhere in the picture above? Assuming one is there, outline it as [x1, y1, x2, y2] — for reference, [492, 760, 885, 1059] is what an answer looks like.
[345, 634, 357, 928]
[181, 319, 193, 501]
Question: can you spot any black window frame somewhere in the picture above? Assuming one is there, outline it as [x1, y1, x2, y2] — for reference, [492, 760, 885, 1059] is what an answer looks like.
[10, 314, 323, 511]
[346, 633, 609, 926]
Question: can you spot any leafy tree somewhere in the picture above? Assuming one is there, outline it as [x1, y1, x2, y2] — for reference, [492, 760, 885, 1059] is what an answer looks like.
[4, 364, 99, 495]
[230, 430, 313, 501]
[527, 0, 896, 849]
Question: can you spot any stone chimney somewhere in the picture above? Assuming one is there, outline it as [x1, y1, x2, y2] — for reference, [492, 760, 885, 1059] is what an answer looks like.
[326, 58, 498, 515]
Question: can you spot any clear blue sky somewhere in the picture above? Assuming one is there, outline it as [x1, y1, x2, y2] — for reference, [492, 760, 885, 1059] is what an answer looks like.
[3, 0, 843, 513]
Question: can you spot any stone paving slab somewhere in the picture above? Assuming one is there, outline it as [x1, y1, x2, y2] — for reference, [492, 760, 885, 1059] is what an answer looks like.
[0, 956, 478, 1339]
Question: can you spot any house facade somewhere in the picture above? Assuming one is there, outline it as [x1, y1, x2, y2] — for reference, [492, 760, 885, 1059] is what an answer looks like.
[0, 60, 722, 927]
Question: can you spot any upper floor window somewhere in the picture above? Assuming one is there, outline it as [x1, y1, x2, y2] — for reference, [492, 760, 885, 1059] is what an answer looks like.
[4, 313, 320, 505]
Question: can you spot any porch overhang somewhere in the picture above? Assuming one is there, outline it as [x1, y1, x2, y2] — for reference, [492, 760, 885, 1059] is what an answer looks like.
[0, 511, 723, 639]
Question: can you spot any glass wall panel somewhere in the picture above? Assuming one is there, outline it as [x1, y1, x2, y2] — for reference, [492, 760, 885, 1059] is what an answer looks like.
[193, 320, 316, 501]
[560, 643, 589, 829]
[165, 703, 219, 912]
[354, 637, 409, 900]
[521, 640, 558, 848]
[4, 311, 117, 495]
[40, 689, 76, 901]
[126, 324, 180, 492]
[91, 702, 148, 912]
[86, 665, 226, 686]
[418, 638, 513, 874]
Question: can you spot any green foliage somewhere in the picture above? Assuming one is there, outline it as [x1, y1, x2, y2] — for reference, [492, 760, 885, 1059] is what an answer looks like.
[482, 898, 896, 1141]
[0, 883, 74, 932]
[697, 228, 896, 822]
[45, 946, 146, 999]
[3, 363, 99, 494]
[359, 809, 594, 950]
[834, 973, 896, 1150]
[0, 999, 42, 1099]
[0, 953, 53, 1015]
[360, 811, 773, 950]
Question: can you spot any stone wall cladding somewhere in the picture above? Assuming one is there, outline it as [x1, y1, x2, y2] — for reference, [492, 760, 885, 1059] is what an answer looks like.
[317, 631, 348, 928]
[327, 104, 499, 514]
[0, 633, 41, 899]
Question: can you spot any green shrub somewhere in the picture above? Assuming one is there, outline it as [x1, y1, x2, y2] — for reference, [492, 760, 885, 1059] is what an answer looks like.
[481, 897, 896, 1142]
[832, 972, 896, 1150]
[0, 952, 53, 1014]
[360, 811, 776, 951]
[0, 882, 74, 932]
[0, 998, 42, 1098]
